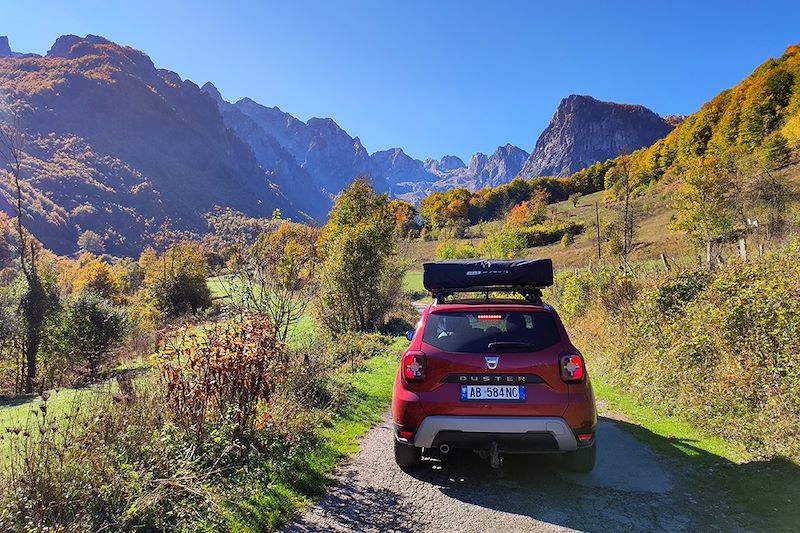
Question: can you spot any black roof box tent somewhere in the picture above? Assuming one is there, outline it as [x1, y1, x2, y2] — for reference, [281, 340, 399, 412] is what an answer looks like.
[422, 259, 554, 291]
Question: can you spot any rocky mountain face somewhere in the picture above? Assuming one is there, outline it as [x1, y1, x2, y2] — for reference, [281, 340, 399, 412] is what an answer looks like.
[200, 83, 329, 220]
[520, 95, 675, 178]
[0, 37, 15, 57]
[0, 35, 297, 255]
[388, 146, 530, 202]
[233, 97, 384, 197]
[205, 86, 530, 205]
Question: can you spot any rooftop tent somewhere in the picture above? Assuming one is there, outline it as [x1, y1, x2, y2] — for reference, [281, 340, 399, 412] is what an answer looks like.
[422, 259, 554, 292]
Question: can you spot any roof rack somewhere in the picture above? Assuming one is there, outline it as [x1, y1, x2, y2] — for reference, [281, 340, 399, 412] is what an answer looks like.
[423, 259, 553, 305]
[432, 286, 544, 304]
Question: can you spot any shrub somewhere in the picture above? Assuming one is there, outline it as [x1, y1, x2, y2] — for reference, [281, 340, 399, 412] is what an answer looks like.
[156, 316, 283, 444]
[436, 240, 478, 259]
[479, 228, 527, 259]
[561, 233, 574, 247]
[554, 244, 800, 460]
[516, 220, 585, 247]
[63, 291, 128, 377]
[650, 268, 712, 314]
[141, 243, 212, 316]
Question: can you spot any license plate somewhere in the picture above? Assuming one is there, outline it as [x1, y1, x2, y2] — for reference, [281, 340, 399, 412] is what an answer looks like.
[460, 385, 525, 401]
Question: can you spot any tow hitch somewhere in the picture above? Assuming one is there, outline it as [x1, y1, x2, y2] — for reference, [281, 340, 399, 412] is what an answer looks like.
[476, 441, 503, 468]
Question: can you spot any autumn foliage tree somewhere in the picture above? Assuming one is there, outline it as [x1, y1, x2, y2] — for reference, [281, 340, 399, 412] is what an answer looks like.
[71, 255, 123, 303]
[225, 221, 320, 342]
[505, 187, 549, 228]
[389, 199, 420, 239]
[140, 242, 212, 316]
[315, 178, 406, 333]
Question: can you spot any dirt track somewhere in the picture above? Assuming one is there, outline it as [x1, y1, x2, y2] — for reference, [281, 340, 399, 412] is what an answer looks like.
[285, 407, 748, 532]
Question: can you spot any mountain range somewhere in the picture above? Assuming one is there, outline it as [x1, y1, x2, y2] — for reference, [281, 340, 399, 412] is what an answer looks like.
[0, 35, 676, 255]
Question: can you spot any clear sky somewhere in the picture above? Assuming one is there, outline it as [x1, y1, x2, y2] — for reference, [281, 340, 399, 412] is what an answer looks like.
[4, 0, 800, 161]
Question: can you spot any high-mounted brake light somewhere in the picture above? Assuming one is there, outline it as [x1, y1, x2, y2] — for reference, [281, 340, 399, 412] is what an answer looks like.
[402, 351, 426, 381]
[477, 314, 502, 320]
[560, 354, 585, 383]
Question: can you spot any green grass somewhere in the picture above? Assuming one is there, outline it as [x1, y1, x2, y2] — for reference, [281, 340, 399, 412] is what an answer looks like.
[593, 375, 799, 532]
[592, 376, 746, 461]
[403, 270, 423, 295]
[286, 312, 314, 348]
[403, 269, 429, 301]
[222, 338, 404, 532]
[0, 383, 118, 463]
[207, 274, 232, 300]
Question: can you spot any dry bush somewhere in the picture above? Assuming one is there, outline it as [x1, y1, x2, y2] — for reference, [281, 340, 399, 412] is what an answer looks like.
[155, 316, 283, 445]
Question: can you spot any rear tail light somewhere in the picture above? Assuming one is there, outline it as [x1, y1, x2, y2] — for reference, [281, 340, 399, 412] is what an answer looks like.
[560, 354, 585, 383]
[402, 351, 426, 381]
[398, 430, 415, 441]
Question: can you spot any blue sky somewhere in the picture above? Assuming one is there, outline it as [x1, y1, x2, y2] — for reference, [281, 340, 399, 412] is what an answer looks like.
[4, 0, 800, 161]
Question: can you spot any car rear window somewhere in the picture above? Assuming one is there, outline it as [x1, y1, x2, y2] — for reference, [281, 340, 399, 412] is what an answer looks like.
[422, 311, 561, 353]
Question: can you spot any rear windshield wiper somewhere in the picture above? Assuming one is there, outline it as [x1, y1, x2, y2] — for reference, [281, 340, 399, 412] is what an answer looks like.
[487, 341, 538, 351]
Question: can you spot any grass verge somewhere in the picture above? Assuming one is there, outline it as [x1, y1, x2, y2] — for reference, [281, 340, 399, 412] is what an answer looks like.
[222, 339, 403, 531]
[593, 375, 799, 533]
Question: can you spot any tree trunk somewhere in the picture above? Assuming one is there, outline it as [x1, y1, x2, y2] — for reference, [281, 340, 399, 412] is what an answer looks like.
[25, 332, 39, 393]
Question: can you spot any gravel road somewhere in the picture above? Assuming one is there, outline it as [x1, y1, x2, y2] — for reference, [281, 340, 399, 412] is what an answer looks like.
[285, 406, 748, 532]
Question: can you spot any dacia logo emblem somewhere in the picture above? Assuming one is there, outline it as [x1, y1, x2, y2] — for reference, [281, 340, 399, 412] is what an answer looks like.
[485, 356, 499, 370]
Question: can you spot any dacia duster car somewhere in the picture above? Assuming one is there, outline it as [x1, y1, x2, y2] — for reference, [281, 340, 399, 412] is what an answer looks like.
[391, 259, 596, 471]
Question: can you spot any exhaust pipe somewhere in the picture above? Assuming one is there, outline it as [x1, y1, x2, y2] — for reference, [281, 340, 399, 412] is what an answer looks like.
[439, 443, 450, 454]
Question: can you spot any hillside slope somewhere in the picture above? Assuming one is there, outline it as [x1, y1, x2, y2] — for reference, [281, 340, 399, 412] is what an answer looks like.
[0, 35, 300, 255]
[613, 43, 800, 188]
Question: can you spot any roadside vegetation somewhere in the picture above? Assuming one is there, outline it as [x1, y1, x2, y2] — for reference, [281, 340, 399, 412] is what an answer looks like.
[547, 246, 800, 531]
[0, 175, 414, 530]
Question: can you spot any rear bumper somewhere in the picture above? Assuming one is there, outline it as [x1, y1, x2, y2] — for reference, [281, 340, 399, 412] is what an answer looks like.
[409, 416, 578, 451]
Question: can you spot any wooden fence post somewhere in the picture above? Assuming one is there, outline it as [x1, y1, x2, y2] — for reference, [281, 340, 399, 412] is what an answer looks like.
[660, 253, 671, 273]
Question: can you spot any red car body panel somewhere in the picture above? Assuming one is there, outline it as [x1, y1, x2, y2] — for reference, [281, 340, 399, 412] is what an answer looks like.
[391, 301, 597, 442]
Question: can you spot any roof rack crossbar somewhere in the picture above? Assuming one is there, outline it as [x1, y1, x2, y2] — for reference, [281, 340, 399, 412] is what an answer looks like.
[432, 286, 544, 304]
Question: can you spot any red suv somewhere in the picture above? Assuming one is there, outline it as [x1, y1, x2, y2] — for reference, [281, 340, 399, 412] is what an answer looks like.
[392, 259, 596, 472]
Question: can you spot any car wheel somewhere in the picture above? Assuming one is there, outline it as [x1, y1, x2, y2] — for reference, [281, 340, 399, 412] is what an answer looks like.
[394, 438, 422, 469]
[563, 444, 596, 473]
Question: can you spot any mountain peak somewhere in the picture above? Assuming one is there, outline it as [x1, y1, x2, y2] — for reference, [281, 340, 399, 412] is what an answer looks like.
[47, 34, 111, 58]
[201, 81, 223, 103]
[520, 95, 674, 178]
[0, 36, 12, 57]
[438, 155, 465, 170]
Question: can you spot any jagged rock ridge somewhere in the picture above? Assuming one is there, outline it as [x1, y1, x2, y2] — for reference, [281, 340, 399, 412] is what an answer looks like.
[520, 95, 675, 178]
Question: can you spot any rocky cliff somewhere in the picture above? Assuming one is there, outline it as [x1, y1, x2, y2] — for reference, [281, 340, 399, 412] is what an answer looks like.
[520, 95, 675, 178]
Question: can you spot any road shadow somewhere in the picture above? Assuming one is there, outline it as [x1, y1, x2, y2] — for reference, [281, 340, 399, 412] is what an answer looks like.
[284, 476, 416, 533]
[403, 416, 799, 532]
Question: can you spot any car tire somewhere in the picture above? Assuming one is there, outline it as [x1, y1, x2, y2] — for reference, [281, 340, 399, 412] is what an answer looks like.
[394, 439, 422, 469]
[563, 444, 596, 473]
